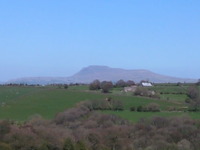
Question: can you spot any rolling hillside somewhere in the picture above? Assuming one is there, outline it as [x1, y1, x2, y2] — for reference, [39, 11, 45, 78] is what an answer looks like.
[6, 66, 197, 84]
[68, 66, 196, 83]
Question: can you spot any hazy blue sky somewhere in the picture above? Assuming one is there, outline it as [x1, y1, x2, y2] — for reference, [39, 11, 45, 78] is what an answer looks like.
[0, 0, 200, 81]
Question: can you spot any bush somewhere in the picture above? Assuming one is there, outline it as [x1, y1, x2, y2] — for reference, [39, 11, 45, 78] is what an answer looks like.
[0, 120, 10, 140]
[167, 106, 177, 111]
[134, 87, 148, 96]
[187, 85, 199, 99]
[115, 79, 127, 87]
[185, 98, 191, 103]
[126, 80, 135, 86]
[130, 106, 136, 111]
[134, 87, 157, 98]
[111, 100, 124, 111]
[82, 99, 124, 111]
[100, 81, 113, 93]
[89, 80, 101, 90]
[137, 106, 143, 112]
[75, 141, 88, 150]
[64, 84, 68, 89]
[186, 85, 200, 111]
[63, 138, 75, 150]
[0, 142, 12, 150]
[188, 105, 200, 112]
[135, 103, 160, 112]
[145, 103, 160, 112]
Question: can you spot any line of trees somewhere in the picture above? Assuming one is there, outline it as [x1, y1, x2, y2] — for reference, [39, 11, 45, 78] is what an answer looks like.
[89, 79, 135, 93]
[81, 98, 124, 111]
[89, 80, 113, 93]
[1, 105, 200, 150]
[130, 103, 160, 112]
[186, 85, 200, 111]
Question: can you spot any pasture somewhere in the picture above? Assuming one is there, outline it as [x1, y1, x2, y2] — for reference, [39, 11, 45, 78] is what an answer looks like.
[0, 84, 198, 122]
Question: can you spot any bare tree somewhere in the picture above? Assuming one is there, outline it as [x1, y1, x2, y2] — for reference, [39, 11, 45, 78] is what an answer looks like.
[89, 80, 101, 90]
[115, 79, 126, 87]
[100, 81, 113, 93]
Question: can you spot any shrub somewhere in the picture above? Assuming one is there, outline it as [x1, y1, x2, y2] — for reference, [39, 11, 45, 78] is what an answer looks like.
[115, 79, 127, 87]
[134, 87, 148, 96]
[134, 103, 160, 112]
[100, 81, 113, 93]
[145, 103, 160, 112]
[187, 85, 199, 99]
[82, 99, 124, 111]
[137, 106, 143, 112]
[111, 100, 124, 111]
[63, 138, 75, 150]
[75, 141, 88, 150]
[134, 87, 157, 98]
[126, 80, 135, 86]
[64, 84, 68, 89]
[0, 120, 11, 140]
[0, 142, 12, 150]
[167, 106, 177, 111]
[89, 80, 101, 90]
[130, 106, 136, 111]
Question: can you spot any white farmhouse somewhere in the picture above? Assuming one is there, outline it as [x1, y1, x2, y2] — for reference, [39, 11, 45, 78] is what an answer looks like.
[141, 82, 153, 87]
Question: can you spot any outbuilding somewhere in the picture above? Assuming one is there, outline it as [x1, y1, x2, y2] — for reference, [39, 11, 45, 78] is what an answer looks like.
[141, 82, 153, 87]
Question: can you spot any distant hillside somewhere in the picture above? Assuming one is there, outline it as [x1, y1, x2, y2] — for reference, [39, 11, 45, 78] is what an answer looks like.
[67, 65, 197, 83]
[6, 65, 197, 84]
[7, 77, 70, 85]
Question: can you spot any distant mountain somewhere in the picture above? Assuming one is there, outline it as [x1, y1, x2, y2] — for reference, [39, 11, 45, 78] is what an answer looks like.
[6, 65, 197, 84]
[67, 65, 197, 83]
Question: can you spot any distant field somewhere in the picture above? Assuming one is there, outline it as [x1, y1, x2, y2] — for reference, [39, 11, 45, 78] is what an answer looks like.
[103, 110, 200, 122]
[0, 86, 42, 103]
[150, 84, 188, 94]
[160, 93, 187, 102]
[0, 86, 106, 120]
[0, 84, 198, 122]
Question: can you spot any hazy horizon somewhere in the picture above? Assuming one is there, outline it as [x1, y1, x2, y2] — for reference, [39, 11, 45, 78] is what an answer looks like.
[1, 1, 200, 81]
[1, 65, 198, 83]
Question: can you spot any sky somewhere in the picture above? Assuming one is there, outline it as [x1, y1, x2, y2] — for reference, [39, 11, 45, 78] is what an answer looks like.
[0, 0, 200, 81]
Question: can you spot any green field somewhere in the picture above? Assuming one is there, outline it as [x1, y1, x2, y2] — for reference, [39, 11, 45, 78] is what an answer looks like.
[150, 84, 188, 94]
[0, 84, 199, 122]
[102, 110, 200, 122]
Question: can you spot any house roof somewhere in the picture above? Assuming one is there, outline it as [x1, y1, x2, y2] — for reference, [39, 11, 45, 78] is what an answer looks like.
[141, 82, 152, 86]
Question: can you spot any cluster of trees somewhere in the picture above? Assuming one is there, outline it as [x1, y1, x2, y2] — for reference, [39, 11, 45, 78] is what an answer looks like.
[1, 105, 200, 150]
[47, 84, 69, 89]
[186, 85, 200, 111]
[89, 80, 113, 93]
[115, 80, 135, 87]
[89, 79, 135, 93]
[1, 83, 40, 87]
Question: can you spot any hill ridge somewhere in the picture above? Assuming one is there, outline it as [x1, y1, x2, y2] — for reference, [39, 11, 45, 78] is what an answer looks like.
[6, 66, 197, 84]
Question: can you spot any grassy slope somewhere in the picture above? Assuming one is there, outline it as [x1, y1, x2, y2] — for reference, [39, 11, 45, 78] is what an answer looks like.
[0, 87, 105, 120]
[0, 86, 41, 103]
[104, 84, 200, 122]
[0, 85, 198, 122]
[150, 85, 188, 94]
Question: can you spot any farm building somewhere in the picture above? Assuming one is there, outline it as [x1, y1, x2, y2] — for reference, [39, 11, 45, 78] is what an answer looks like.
[141, 82, 153, 87]
[124, 86, 137, 92]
